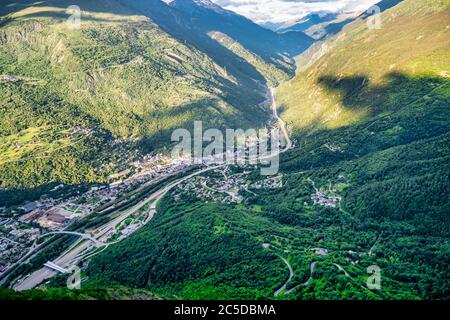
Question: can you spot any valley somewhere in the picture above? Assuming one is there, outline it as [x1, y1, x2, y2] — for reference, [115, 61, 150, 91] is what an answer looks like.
[0, 0, 449, 301]
[1, 80, 293, 294]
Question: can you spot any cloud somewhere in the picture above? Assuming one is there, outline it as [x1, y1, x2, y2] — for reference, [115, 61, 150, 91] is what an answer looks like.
[211, 0, 381, 24]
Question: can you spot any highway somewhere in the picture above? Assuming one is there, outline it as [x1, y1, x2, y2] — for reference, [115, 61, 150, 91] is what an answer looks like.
[13, 165, 225, 291]
[40, 231, 103, 245]
[12, 86, 293, 291]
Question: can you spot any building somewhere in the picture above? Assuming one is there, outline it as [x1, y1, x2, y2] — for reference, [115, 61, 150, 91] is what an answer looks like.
[312, 248, 329, 256]
[46, 214, 68, 224]
[18, 210, 46, 223]
[20, 202, 39, 213]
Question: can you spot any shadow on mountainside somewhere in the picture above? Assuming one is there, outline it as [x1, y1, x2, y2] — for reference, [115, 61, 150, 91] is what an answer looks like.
[0, 0, 311, 82]
[79, 71, 449, 301]
[281, 71, 450, 171]
[317, 71, 449, 116]
[278, 71, 449, 239]
[0, 90, 268, 207]
[0, 0, 288, 107]
[121, 0, 286, 83]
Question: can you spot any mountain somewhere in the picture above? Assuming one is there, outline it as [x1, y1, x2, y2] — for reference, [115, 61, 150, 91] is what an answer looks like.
[278, 0, 403, 40]
[121, 0, 313, 81]
[273, 0, 449, 298]
[2, 0, 448, 302]
[277, 12, 339, 33]
[0, 0, 313, 199]
[280, 11, 356, 40]
[84, 0, 450, 300]
[168, 0, 313, 57]
[278, 0, 449, 130]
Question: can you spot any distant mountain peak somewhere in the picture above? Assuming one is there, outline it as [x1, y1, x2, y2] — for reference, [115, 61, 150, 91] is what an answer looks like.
[191, 0, 223, 10]
[169, 0, 230, 15]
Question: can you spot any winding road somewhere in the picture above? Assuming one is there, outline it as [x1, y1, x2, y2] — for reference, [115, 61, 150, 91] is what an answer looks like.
[12, 85, 293, 291]
[274, 255, 294, 297]
[283, 261, 318, 296]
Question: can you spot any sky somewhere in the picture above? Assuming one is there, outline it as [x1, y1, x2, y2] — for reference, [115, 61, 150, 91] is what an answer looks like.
[211, 0, 381, 25]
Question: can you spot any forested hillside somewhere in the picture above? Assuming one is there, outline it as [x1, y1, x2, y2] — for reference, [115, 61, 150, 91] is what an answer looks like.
[0, 0, 308, 196]
[85, 0, 449, 300]
[121, 0, 313, 84]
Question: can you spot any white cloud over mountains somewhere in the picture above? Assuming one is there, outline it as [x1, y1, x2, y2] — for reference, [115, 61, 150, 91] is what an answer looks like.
[211, 0, 381, 24]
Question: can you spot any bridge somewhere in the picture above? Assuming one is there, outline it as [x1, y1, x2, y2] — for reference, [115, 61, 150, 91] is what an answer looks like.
[44, 261, 69, 274]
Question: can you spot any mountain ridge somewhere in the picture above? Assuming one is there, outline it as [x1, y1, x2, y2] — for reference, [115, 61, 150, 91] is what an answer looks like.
[83, 0, 450, 300]
[0, 0, 314, 195]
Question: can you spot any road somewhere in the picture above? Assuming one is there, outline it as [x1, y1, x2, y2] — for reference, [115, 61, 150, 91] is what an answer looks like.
[284, 261, 317, 296]
[274, 255, 294, 297]
[368, 233, 382, 257]
[13, 85, 293, 291]
[13, 165, 224, 291]
[40, 231, 103, 245]
[332, 263, 351, 278]
[270, 87, 293, 151]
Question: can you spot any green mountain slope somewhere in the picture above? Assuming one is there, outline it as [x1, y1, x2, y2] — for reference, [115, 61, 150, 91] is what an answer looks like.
[85, 0, 450, 300]
[277, 0, 449, 131]
[168, 0, 314, 63]
[120, 0, 313, 84]
[270, 0, 449, 298]
[0, 0, 309, 197]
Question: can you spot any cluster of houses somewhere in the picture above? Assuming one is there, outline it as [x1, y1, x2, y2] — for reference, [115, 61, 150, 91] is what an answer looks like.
[0, 238, 25, 273]
[175, 170, 249, 205]
[310, 190, 342, 208]
[175, 169, 286, 205]
[0, 152, 196, 275]
[204, 172, 249, 202]
[312, 248, 329, 256]
[306, 177, 345, 209]
[324, 143, 344, 153]
[132, 154, 192, 180]
[15, 190, 104, 231]
[11, 153, 193, 226]
[251, 175, 284, 190]
[0, 183, 119, 273]
[109, 153, 192, 189]
[174, 178, 228, 204]
[0, 219, 40, 274]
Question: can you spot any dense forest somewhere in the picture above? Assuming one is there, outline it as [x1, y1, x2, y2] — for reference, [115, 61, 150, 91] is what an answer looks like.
[83, 0, 449, 300]
[0, 0, 448, 301]
[0, 0, 297, 196]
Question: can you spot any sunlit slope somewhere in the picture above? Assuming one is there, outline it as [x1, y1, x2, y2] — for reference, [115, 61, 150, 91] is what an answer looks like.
[1, 0, 269, 138]
[276, 0, 450, 227]
[267, 0, 449, 299]
[76, 1, 450, 300]
[120, 0, 312, 86]
[277, 0, 450, 132]
[0, 0, 274, 191]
